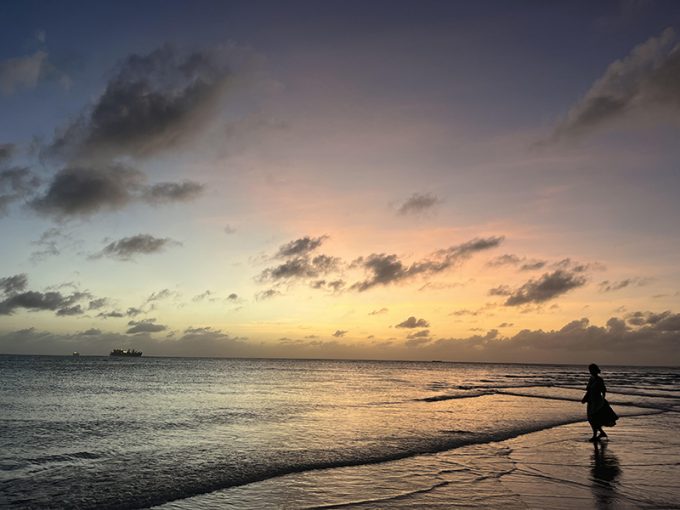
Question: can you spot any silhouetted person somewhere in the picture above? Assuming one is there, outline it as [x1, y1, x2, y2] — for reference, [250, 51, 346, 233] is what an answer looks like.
[581, 363, 618, 441]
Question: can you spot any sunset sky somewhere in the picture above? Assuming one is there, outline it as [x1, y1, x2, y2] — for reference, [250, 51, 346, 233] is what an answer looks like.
[1, 0, 679, 364]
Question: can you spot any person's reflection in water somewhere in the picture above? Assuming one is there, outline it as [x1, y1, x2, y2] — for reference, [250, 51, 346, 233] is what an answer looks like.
[591, 441, 621, 510]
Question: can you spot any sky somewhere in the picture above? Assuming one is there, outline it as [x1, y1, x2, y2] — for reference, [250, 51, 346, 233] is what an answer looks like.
[1, 0, 679, 365]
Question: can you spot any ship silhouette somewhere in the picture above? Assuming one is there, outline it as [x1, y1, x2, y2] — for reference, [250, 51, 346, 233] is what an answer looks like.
[110, 348, 142, 357]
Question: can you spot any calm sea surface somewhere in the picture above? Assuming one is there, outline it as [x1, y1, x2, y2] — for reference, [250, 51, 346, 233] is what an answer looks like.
[1, 356, 678, 509]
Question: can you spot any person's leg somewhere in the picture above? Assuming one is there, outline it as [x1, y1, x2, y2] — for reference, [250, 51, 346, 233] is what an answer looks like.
[589, 422, 598, 441]
[597, 426, 607, 438]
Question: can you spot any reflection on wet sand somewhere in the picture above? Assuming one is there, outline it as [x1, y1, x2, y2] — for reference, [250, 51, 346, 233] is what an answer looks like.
[591, 441, 621, 510]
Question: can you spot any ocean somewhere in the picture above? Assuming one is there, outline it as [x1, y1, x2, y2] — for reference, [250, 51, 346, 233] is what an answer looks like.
[1, 355, 678, 509]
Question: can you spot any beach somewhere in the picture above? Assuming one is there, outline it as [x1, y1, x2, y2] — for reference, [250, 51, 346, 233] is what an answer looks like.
[1, 356, 678, 509]
[157, 413, 679, 509]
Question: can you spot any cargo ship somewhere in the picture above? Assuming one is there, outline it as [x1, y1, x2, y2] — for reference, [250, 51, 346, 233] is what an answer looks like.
[110, 348, 142, 357]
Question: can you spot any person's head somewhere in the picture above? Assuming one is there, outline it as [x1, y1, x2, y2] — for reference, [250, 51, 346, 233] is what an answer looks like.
[588, 363, 601, 376]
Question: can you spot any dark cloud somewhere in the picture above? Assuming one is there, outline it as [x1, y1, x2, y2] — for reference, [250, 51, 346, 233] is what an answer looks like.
[30, 165, 143, 217]
[552, 28, 680, 139]
[126, 319, 167, 334]
[2, 310, 680, 364]
[397, 193, 440, 215]
[276, 236, 328, 258]
[332, 330, 348, 338]
[88, 298, 108, 310]
[0, 274, 94, 317]
[97, 310, 125, 318]
[192, 290, 215, 303]
[552, 258, 602, 273]
[488, 285, 512, 297]
[224, 224, 237, 235]
[351, 236, 504, 291]
[487, 254, 546, 271]
[498, 322, 514, 328]
[0, 50, 48, 95]
[146, 289, 174, 303]
[599, 277, 651, 292]
[93, 234, 180, 261]
[0, 274, 28, 295]
[255, 288, 280, 301]
[501, 270, 587, 306]
[227, 293, 238, 301]
[30, 164, 200, 219]
[143, 181, 204, 204]
[396, 316, 430, 328]
[0, 167, 41, 215]
[310, 279, 345, 292]
[369, 307, 389, 316]
[520, 261, 547, 271]
[405, 333, 431, 347]
[47, 45, 237, 161]
[487, 254, 522, 267]
[260, 254, 341, 282]
[0, 143, 16, 163]
[126, 307, 144, 317]
[0, 289, 89, 316]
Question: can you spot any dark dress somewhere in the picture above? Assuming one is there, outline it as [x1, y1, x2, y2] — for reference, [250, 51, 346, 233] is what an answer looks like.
[583, 375, 618, 427]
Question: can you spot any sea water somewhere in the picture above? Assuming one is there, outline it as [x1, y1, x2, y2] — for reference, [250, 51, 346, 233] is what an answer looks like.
[1, 356, 678, 509]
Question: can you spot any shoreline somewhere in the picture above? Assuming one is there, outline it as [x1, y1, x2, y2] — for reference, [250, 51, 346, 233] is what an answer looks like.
[156, 411, 680, 509]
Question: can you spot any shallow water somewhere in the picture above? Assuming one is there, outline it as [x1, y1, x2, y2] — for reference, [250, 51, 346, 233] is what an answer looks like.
[1, 356, 678, 509]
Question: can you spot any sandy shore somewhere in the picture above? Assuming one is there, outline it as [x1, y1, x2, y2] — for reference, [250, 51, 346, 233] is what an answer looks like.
[157, 411, 680, 509]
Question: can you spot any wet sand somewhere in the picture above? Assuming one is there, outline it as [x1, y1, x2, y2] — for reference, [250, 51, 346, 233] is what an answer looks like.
[157, 411, 680, 509]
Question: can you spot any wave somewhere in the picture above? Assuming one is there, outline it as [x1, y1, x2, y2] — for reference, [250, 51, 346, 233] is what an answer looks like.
[143, 408, 663, 510]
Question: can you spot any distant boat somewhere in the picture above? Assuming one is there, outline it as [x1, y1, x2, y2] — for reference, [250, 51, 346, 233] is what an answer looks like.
[110, 348, 142, 357]
[72, 352, 80, 357]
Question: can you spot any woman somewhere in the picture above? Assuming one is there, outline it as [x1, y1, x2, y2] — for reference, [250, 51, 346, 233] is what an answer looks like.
[581, 363, 618, 441]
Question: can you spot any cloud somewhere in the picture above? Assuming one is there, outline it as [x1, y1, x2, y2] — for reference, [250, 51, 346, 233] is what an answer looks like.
[275, 236, 328, 258]
[224, 224, 237, 235]
[332, 330, 348, 338]
[146, 289, 175, 303]
[498, 322, 514, 328]
[88, 298, 108, 310]
[487, 254, 522, 267]
[397, 193, 440, 215]
[30, 164, 202, 219]
[46, 45, 240, 161]
[2, 310, 680, 364]
[0, 143, 16, 163]
[126, 318, 167, 334]
[0, 289, 89, 316]
[500, 270, 587, 306]
[227, 293, 238, 301]
[0, 274, 28, 295]
[310, 279, 345, 292]
[256, 288, 280, 301]
[369, 307, 389, 316]
[30, 165, 143, 217]
[93, 234, 180, 261]
[396, 316, 430, 328]
[487, 254, 546, 271]
[552, 28, 680, 139]
[599, 277, 651, 292]
[0, 274, 97, 317]
[351, 236, 503, 291]
[260, 254, 341, 282]
[0, 167, 41, 215]
[0, 50, 48, 95]
[192, 290, 215, 302]
[143, 181, 204, 204]
[405, 332, 431, 347]
[520, 261, 546, 271]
